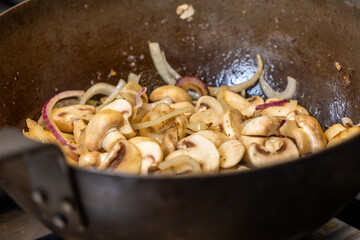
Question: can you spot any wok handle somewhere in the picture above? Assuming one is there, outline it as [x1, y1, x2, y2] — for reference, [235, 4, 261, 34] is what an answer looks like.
[0, 128, 86, 232]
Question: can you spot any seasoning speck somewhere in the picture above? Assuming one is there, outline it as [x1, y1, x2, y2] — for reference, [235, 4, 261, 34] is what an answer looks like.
[335, 61, 342, 71]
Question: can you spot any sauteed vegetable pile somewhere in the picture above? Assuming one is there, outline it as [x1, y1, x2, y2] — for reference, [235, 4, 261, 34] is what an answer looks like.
[23, 43, 360, 175]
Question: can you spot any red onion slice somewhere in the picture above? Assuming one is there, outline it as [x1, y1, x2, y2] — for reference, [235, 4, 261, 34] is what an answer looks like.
[42, 90, 84, 150]
[175, 76, 209, 98]
[255, 99, 288, 110]
[135, 87, 147, 106]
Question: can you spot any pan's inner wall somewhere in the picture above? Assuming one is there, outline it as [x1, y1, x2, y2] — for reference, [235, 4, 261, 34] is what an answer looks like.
[0, 0, 359, 129]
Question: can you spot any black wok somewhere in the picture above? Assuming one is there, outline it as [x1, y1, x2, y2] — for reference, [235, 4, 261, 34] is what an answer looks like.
[0, 0, 360, 239]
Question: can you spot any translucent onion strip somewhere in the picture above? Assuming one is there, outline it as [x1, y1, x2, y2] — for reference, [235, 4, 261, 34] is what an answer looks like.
[42, 90, 84, 150]
[260, 71, 297, 99]
[128, 73, 141, 83]
[162, 51, 182, 80]
[208, 54, 263, 96]
[149, 42, 177, 85]
[132, 106, 193, 130]
[102, 79, 126, 105]
[80, 83, 115, 104]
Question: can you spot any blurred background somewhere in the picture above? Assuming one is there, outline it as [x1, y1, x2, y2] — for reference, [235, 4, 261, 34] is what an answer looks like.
[0, 0, 23, 13]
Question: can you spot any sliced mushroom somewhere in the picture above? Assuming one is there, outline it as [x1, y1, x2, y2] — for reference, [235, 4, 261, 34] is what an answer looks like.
[165, 134, 220, 173]
[52, 105, 95, 133]
[324, 123, 347, 142]
[219, 140, 245, 168]
[101, 99, 136, 138]
[241, 116, 283, 136]
[105, 139, 142, 174]
[280, 111, 327, 154]
[170, 101, 195, 118]
[102, 129, 126, 151]
[73, 119, 87, 144]
[220, 89, 264, 118]
[189, 96, 224, 131]
[223, 108, 245, 139]
[327, 126, 360, 148]
[147, 103, 173, 132]
[122, 81, 148, 103]
[193, 130, 229, 147]
[78, 151, 106, 168]
[83, 109, 124, 151]
[245, 137, 299, 168]
[158, 155, 202, 175]
[161, 127, 178, 157]
[260, 98, 309, 117]
[240, 135, 267, 161]
[150, 85, 192, 103]
[174, 114, 188, 139]
[129, 137, 163, 174]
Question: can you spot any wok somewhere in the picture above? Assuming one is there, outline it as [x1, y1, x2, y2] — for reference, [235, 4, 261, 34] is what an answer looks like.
[0, 0, 360, 239]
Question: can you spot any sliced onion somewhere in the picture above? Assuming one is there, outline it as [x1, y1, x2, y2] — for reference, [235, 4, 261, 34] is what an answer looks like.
[149, 42, 177, 85]
[128, 73, 141, 83]
[42, 90, 84, 150]
[260, 71, 297, 99]
[176, 76, 209, 99]
[289, 100, 298, 112]
[158, 155, 202, 174]
[208, 54, 263, 96]
[132, 106, 193, 130]
[135, 87, 147, 106]
[341, 117, 355, 128]
[161, 51, 182, 80]
[140, 97, 173, 111]
[80, 83, 115, 104]
[102, 79, 126, 105]
[255, 99, 288, 110]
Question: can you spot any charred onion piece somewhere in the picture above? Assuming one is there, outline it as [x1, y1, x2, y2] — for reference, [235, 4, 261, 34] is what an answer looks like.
[175, 76, 209, 99]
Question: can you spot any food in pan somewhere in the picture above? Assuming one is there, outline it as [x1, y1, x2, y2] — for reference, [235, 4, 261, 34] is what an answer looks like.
[23, 43, 360, 175]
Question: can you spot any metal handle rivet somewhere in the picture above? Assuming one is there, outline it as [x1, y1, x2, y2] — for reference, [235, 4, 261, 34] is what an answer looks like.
[51, 214, 67, 229]
[31, 190, 46, 205]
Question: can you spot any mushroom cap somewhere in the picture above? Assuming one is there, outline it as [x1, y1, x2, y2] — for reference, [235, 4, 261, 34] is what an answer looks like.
[221, 89, 264, 118]
[193, 130, 229, 147]
[223, 109, 245, 140]
[52, 105, 95, 133]
[241, 116, 283, 136]
[194, 96, 224, 116]
[129, 136, 163, 174]
[245, 137, 299, 168]
[165, 134, 220, 173]
[260, 98, 309, 117]
[219, 140, 245, 168]
[84, 109, 124, 151]
[106, 139, 142, 174]
[150, 85, 192, 103]
[327, 126, 360, 148]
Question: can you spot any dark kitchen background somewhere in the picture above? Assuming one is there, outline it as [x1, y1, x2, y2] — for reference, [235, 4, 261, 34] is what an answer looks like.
[0, 1, 360, 239]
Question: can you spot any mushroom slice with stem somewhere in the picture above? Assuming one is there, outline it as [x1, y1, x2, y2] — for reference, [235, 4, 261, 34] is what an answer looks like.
[241, 116, 283, 137]
[161, 127, 178, 157]
[165, 134, 220, 173]
[219, 89, 264, 118]
[73, 119, 87, 144]
[223, 108, 245, 140]
[83, 109, 124, 151]
[129, 137, 163, 174]
[104, 139, 142, 174]
[189, 96, 224, 131]
[52, 105, 95, 133]
[150, 85, 192, 103]
[193, 130, 229, 147]
[280, 111, 327, 154]
[219, 140, 245, 168]
[101, 99, 136, 138]
[245, 137, 299, 168]
[260, 98, 308, 117]
[148, 103, 173, 132]
[327, 126, 360, 148]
